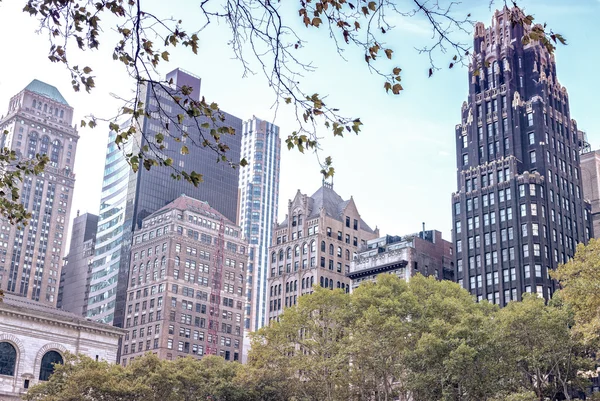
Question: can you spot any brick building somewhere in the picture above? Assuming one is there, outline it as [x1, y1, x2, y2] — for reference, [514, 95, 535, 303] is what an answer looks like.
[266, 182, 378, 321]
[120, 195, 247, 364]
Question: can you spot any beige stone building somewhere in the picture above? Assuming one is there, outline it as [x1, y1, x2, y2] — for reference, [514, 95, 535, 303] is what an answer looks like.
[0, 80, 78, 306]
[0, 294, 124, 400]
[266, 183, 378, 321]
[580, 149, 600, 237]
[120, 195, 247, 364]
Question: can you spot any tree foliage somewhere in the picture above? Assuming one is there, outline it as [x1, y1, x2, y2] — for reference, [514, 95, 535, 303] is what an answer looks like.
[553, 238, 600, 347]
[25, 275, 594, 401]
[24, 353, 249, 401]
[246, 275, 591, 401]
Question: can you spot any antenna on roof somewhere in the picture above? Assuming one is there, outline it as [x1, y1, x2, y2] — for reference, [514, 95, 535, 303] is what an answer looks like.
[322, 176, 333, 190]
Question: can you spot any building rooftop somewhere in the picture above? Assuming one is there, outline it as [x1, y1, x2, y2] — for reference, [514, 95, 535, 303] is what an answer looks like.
[0, 294, 125, 335]
[147, 194, 234, 225]
[24, 79, 70, 106]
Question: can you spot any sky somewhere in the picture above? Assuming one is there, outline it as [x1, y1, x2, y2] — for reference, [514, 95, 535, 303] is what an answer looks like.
[0, 0, 598, 244]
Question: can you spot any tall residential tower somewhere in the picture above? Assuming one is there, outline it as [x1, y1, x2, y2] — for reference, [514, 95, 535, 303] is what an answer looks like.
[452, 7, 592, 305]
[86, 69, 242, 326]
[238, 117, 280, 335]
[0, 80, 78, 305]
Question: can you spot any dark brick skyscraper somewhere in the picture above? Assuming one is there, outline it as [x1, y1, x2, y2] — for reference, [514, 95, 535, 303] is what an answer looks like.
[452, 7, 592, 305]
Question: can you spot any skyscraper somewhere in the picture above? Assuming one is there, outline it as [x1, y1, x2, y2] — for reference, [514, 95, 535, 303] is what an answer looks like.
[266, 183, 378, 321]
[452, 7, 592, 305]
[0, 80, 78, 305]
[86, 69, 243, 326]
[120, 195, 247, 364]
[238, 116, 281, 335]
[57, 212, 98, 315]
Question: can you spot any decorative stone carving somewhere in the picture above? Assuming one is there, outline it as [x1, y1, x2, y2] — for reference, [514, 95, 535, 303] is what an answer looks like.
[467, 109, 474, 125]
[512, 91, 522, 109]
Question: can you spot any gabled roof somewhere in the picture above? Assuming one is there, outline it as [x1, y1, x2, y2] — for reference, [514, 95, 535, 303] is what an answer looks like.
[25, 79, 69, 106]
[276, 184, 376, 234]
[146, 194, 233, 225]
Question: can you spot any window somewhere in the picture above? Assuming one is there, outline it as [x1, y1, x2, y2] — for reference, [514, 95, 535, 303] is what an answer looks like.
[529, 150, 536, 163]
[527, 112, 533, 126]
[0, 342, 17, 376]
[39, 351, 63, 381]
[528, 132, 535, 145]
[463, 154, 468, 166]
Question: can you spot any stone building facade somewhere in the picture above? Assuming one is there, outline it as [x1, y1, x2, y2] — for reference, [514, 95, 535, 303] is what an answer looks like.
[452, 7, 592, 305]
[580, 149, 600, 237]
[266, 183, 378, 321]
[0, 80, 78, 306]
[348, 230, 453, 291]
[0, 294, 124, 400]
[120, 195, 247, 365]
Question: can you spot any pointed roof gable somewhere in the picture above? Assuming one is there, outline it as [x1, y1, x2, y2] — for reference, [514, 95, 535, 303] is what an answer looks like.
[24, 79, 69, 106]
[147, 194, 233, 225]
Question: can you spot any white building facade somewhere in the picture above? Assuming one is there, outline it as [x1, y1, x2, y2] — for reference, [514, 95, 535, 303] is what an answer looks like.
[0, 294, 124, 400]
[238, 117, 280, 357]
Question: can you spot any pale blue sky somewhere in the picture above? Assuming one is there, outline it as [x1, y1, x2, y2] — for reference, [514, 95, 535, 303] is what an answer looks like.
[0, 0, 598, 242]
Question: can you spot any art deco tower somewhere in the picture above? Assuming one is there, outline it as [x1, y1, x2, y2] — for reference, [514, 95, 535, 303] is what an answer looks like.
[0, 80, 78, 305]
[452, 7, 592, 305]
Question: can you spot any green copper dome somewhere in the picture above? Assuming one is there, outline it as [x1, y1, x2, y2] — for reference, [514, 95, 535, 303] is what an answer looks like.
[24, 79, 69, 106]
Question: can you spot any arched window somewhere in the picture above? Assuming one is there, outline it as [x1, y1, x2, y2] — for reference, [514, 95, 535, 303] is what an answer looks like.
[161, 256, 166, 267]
[0, 342, 17, 376]
[27, 133, 38, 159]
[311, 276, 314, 287]
[324, 278, 329, 288]
[153, 259, 158, 269]
[286, 247, 292, 259]
[294, 245, 300, 257]
[51, 140, 60, 163]
[175, 257, 180, 266]
[60, 110, 64, 119]
[337, 247, 342, 257]
[310, 241, 316, 253]
[271, 252, 276, 263]
[139, 263, 145, 271]
[40, 136, 49, 155]
[320, 277, 324, 287]
[346, 249, 350, 260]
[279, 250, 284, 261]
[302, 278, 305, 289]
[302, 243, 308, 255]
[321, 241, 326, 252]
[32, 99, 37, 109]
[329, 244, 334, 255]
[43, 104, 47, 112]
[329, 280, 333, 290]
[39, 350, 63, 381]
